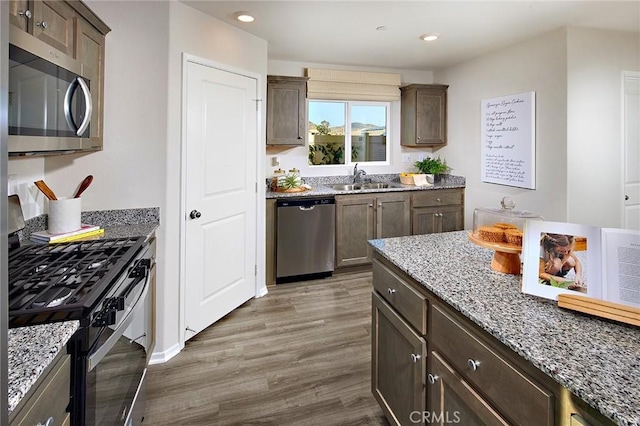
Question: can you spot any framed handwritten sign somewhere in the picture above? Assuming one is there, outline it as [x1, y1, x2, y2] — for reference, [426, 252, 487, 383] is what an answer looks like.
[481, 92, 536, 189]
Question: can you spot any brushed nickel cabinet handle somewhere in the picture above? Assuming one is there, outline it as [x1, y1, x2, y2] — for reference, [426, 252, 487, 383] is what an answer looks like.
[428, 373, 439, 384]
[36, 20, 48, 29]
[411, 353, 421, 363]
[468, 359, 480, 371]
[387, 288, 396, 295]
[18, 10, 32, 19]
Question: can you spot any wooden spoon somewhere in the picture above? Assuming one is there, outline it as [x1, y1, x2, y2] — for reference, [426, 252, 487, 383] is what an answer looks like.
[73, 175, 94, 198]
[34, 180, 58, 201]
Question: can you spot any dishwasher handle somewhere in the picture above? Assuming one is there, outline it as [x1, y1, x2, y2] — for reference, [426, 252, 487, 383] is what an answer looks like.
[276, 198, 335, 208]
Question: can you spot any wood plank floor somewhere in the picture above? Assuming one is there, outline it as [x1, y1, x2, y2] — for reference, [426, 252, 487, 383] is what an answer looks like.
[143, 272, 390, 425]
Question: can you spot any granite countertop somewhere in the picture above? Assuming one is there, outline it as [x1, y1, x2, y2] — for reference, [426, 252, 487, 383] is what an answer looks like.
[266, 173, 465, 198]
[8, 322, 79, 414]
[8, 208, 160, 416]
[369, 231, 640, 426]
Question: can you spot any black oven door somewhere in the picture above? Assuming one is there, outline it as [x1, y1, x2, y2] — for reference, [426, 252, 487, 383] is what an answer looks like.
[78, 254, 153, 426]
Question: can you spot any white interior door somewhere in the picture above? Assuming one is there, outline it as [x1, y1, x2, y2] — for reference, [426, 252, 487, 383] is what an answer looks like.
[623, 72, 640, 230]
[183, 60, 258, 341]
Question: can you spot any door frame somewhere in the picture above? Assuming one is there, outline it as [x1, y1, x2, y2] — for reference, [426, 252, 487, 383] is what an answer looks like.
[621, 70, 640, 228]
[178, 53, 267, 349]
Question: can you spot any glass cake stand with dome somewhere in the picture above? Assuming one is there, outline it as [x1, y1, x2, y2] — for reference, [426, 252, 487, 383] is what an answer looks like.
[468, 197, 543, 274]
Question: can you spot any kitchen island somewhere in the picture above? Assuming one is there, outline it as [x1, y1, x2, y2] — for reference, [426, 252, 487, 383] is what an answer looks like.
[370, 231, 639, 426]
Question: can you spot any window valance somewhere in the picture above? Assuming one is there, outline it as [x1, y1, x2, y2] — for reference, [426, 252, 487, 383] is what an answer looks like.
[305, 68, 401, 101]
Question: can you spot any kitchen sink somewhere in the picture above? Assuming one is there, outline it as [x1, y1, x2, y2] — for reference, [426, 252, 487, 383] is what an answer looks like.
[328, 183, 397, 191]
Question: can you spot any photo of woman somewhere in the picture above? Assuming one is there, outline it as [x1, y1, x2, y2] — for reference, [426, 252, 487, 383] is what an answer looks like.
[538, 233, 586, 293]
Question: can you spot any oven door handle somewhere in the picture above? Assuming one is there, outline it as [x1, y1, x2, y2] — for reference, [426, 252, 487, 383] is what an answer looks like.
[87, 267, 151, 371]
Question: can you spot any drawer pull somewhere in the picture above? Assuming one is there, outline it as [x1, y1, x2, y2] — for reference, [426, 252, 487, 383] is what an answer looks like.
[387, 288, 396, 295]
[428, 373, 439, 384]
[467, 358, 480, 371]
[411, 353, 421, 363]
[37, 417, 54, 426]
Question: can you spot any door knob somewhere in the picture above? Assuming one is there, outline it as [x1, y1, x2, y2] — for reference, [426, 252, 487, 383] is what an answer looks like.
[625, 195, 629, 201]
[189, 210, 202, 219]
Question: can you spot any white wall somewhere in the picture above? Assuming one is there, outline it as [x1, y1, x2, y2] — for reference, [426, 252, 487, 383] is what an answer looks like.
[566, 27, 640, 228]
[435, 29, 569, 229]
[265, 60, 437, 179]
[159, 2, 268, 361]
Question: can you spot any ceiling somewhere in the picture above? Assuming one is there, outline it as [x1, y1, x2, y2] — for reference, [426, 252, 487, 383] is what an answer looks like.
[181, 1, 640, 71]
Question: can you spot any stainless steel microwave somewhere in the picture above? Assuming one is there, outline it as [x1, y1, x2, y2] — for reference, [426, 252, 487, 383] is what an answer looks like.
[8, 27, 95, 156]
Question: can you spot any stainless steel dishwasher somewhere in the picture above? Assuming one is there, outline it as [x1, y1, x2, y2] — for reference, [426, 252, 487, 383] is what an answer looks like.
[276, 197, 335, 283]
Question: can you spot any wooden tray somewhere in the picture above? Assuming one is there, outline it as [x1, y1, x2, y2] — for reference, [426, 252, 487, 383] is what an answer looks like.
[468, 232, 522, 274]
[274, 187, 309, 193]
[557, 294, 640, 327]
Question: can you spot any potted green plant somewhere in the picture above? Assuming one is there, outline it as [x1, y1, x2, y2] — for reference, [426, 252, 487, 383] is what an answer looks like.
[413, 156, 451, 182]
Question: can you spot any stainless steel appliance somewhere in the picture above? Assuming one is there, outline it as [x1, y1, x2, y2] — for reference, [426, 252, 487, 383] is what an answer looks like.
[8, 27, 93, 155]
[8, 196, 154, 425]
[276, 197, 335, 283]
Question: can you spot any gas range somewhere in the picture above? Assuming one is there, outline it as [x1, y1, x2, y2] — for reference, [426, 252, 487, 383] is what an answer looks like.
[8, 236, 146, 328]
[7, 195, 155, 425]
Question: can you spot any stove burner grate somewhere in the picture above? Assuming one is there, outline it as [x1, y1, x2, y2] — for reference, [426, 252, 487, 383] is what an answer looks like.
[8, 237, 144, 327]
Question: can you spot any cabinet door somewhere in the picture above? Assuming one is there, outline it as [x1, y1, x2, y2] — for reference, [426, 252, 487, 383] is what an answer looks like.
[412, 205, 463, 235]
[335, 194, 375, 267]
[401, 85, 447, 147]
[428, 351, 509, 426]
[32, 0, 76, 56]
[438, 205, 464, 233]
[266, 77, 307, 145]
[75, 17, 105, 148]
[415, 87, 447, 146]
[376, 193, 411, 239]
[411, 206, 439, 235]
[372, 293, 426, 426]
[9, 0, 32, 31]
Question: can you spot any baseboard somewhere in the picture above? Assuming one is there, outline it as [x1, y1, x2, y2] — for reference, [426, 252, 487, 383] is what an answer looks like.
[149, 342, 182, 365]
[256, 283, 268, 298]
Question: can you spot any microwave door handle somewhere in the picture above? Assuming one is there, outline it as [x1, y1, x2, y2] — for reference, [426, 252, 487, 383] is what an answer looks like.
[63, 78, 79, 132]
[75, 77, 92, 136]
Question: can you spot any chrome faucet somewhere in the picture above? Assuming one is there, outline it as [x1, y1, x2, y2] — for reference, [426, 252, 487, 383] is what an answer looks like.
[353, 163, 367, 183]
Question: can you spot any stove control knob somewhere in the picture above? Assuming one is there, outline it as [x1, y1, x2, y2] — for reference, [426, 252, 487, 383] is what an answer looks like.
[189, 210, 202, 219]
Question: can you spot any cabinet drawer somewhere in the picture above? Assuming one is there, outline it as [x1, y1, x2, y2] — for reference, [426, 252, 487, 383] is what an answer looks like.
[411, 189, 462, 208]
[11, 353, 70, 426]
[373, 259, 427, 334]
[431, 304, 553, 426]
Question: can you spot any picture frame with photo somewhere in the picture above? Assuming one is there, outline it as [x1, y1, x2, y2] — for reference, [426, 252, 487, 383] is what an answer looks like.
[521, 220, 640, 309]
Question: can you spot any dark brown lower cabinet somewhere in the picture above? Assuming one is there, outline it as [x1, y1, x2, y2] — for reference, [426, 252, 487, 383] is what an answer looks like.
[372, 293, 426, 425]
[428, 351, 509, 426]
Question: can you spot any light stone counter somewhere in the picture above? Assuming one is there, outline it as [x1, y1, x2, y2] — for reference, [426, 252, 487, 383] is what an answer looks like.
[266, 173, 465, 198]
[8, 321, 79, 414]
[369, 231, 640, 426]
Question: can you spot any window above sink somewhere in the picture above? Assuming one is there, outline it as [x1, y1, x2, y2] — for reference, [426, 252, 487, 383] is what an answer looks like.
[308, 100, 390, 167]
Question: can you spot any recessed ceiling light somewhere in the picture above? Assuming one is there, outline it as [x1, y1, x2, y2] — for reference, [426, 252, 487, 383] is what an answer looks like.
[234, 12, 255, 23]
[376, 26, 387, 31]
[420, 34, 439, 42]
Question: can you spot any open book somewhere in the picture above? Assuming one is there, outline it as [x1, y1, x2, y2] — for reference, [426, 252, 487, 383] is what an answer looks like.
[521, 220, 640, 309]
